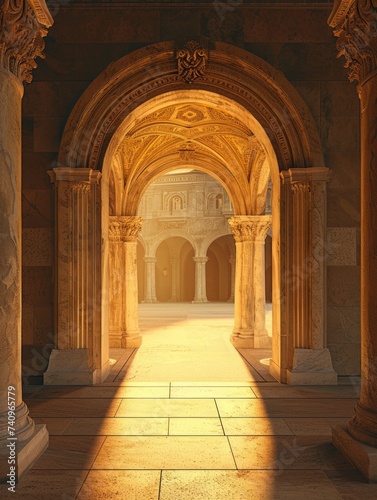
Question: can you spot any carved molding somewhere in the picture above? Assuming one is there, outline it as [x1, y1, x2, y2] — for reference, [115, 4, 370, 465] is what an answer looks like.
[176, 40, 207, 84]
[0, 0, 53, 83]
[109, 216, 143, 242]
[329, 0, 377, 83]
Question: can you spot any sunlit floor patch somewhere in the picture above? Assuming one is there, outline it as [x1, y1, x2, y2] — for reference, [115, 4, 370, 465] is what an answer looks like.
[109, 302, 272, 382]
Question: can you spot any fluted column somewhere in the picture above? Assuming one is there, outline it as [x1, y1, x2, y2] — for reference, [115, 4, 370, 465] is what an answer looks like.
[329, 0, 377, 481]
[143, 257, 158, 303]
[45, 168, 108, 385]
[227, 256, 236, 303]
[279, 168, 336, 384]
[108, 216, 143, 348]
[192, 257, 208, 303]
[0, 0, 52, 483]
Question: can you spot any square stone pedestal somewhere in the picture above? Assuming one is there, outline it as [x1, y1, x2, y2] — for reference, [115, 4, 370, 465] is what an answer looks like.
[286, 348, 338, 385]
[0, 424, 48, 484]
[333, 425, 377, 482]
[44, 349, 109, 385]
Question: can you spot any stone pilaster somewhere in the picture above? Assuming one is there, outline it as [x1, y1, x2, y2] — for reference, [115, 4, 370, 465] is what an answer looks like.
[192, 257, 209, 303]
[0, 0, 52, 483]
[329, 0, 377, 481]
[108, 216, 143, 348]
[44, 168, 109, 384]
[228, 216, 271, 348]
[280, 168, 337, 385]
[143, 257, 158, 303]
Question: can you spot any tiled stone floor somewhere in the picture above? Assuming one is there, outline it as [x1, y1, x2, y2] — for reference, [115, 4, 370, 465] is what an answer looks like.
[2, 303, 374, 499]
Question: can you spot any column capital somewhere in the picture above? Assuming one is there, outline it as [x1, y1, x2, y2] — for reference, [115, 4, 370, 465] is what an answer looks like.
[109, 216, 143, 242]
[0, 0, 53, 83]
[328, 0, 377, 84]
[228, 215, 272, 242]
[193, 256, 209, 263]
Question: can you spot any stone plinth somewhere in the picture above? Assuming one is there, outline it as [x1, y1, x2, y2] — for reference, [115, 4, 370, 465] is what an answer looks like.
[333, 425, 377, 483]
[287, 348, 338, 385]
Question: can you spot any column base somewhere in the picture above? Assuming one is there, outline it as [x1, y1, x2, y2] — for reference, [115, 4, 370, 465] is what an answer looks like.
[230, 331, 254, 348]
[0, 424, 48, 484]
[254, 331, 272, 348]
[192, 299, 209, 304]
[122, 333, 142, 348]
[286, 348, 337, 385]
[333, 425, 377, 483]
[44, 349, 109, 385]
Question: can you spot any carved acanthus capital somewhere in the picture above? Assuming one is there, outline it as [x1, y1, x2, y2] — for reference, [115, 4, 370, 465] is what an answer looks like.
[329, 0, 377, 83]
[109, 216, 143, 242]
[229, 215, 272, 243]
[0, 0, 53, 83]
[176, 40, 207, 84]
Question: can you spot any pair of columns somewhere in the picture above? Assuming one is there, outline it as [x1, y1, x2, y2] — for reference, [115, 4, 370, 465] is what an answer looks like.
[108, 216, 143, 348]
[0, 0, 52, 483]
[228, 216, 272, 349]
[328, 0, 377, 482]
[142, 254, 210, 304]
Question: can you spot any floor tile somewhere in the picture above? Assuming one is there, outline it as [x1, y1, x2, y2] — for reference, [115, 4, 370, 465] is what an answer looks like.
[284, 417, 350, 436]
[216, 398, 356, 418]
[325, 469, 377, 499]
[77, 470, 160, 499]
[221, 417, 294, 436]
[169, 418, 224, 435]
[27, 398, 121, 418]
[228, 435, 352, 470]
[64, 417, 168, 435]
[115, 398, 218, 417]
[0, 470, 87, 500]
[170, 386, 256, 398]
[30, 385, 170, 399]
[32, 436, 106, 470]
[159, 470, 343, 500]
[32, 417, 74, 435]
[252, 385, 360, 399]
[92, 436, 236, 469]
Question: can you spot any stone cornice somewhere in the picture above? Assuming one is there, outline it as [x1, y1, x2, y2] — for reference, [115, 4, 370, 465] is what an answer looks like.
[328, 0, 377, 84]
[0, 0, 53, 83]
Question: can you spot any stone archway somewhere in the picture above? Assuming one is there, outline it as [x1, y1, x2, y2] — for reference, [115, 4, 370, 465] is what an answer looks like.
[46, 41, 336, 385]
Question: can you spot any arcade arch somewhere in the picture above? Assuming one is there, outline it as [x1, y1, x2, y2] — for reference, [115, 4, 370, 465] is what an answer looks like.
[47, 41, 336, 386]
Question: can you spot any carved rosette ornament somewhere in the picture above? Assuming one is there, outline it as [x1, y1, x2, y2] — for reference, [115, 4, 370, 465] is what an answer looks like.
[0, 0, 53, 83]
[176, 40, 207, 84]
[329, 0, 377, 83]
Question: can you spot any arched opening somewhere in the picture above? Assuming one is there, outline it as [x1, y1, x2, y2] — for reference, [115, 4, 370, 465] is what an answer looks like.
[50, 41, 331, 386]
[206, 235, 235, 302]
